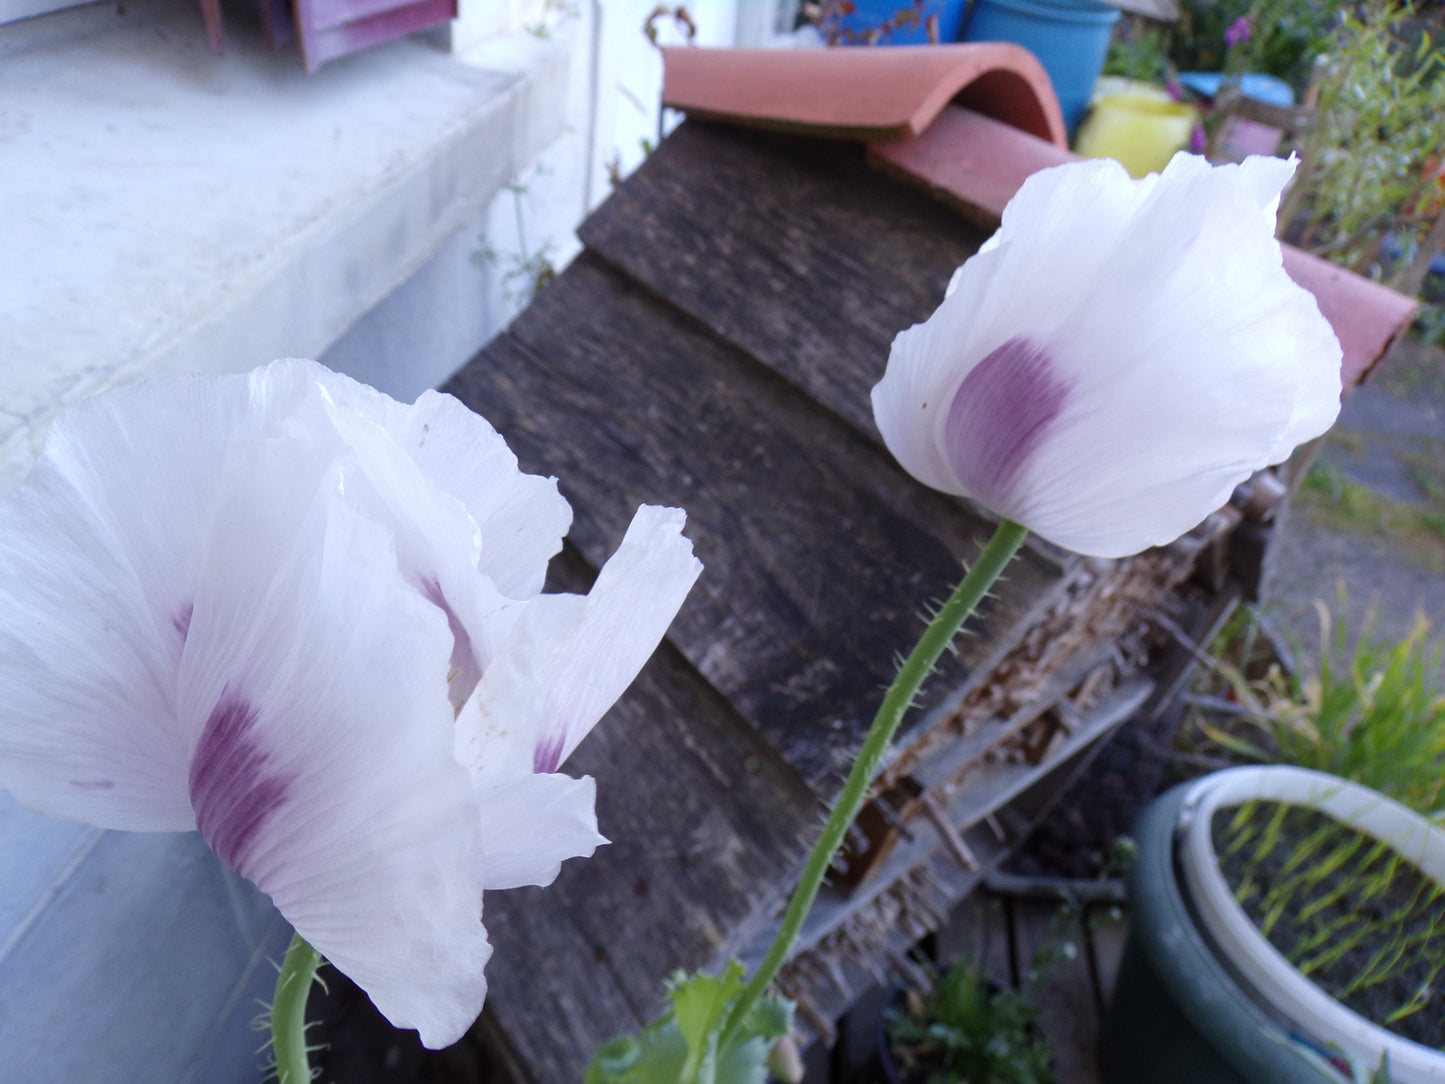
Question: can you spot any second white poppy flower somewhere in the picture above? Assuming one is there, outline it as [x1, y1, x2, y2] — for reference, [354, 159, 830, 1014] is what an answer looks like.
[871, 153, 1343, 558]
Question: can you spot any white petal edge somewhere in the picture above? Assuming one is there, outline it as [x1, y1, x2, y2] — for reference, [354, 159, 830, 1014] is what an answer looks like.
[0, 369, 295, 830]
[474, 772, 607, 891]
[874, 153, 1341, 557]
[458, 505, 702, 779]
[277, 360, 574, 600]
[1003, 157, 1340, 555]
[0, 455, 195, 829]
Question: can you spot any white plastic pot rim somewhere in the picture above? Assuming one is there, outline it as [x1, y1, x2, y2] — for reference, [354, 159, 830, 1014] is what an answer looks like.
[1177, 766, 1445, 1084]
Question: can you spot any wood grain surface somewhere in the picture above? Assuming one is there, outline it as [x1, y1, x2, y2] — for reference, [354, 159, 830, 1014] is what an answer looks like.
[448, 254, 1063, 794]
[441, 119, 1077, 1082]
[578, 121, 988, 439]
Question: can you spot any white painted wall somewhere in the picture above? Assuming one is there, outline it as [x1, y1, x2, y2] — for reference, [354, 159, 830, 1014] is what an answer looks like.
[440, 0, 764, 372]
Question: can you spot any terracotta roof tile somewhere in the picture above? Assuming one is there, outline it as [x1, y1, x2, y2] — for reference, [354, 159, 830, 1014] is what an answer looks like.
[661, 43, 1066, 147]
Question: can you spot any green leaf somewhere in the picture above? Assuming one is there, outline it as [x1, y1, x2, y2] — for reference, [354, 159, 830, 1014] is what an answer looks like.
[743, 994, 794, 1042]
[670, 962, 747, 1080]
[585, 967, 798, 1084]
[584, 1017, 688, 1084]
[713, 1034, 772, 1084]
[585, 1036, 641, 1084]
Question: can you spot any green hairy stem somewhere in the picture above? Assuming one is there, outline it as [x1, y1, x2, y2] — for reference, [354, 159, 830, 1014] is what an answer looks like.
[719, 518, 1028, 1046]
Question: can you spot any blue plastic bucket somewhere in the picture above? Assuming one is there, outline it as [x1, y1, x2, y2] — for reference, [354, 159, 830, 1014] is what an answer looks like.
[962, 0, 1120, 133]
[838, 0, 969, 44]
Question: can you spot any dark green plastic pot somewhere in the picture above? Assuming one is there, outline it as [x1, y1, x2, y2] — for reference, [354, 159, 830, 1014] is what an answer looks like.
[1098, 784, 1348, 1084]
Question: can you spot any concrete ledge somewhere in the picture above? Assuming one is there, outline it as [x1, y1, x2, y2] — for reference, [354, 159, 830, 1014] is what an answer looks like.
[0, 0, 571, 494]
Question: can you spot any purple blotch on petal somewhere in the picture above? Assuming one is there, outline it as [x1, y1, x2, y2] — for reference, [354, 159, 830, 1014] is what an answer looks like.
[174, 603, 194, 642]
[422, 578, 478, 705]
[943, 337, 1072, 512]
[189, 689, 290, 877]
[533, 732, 565, 775]
[69, 779, 115, 790]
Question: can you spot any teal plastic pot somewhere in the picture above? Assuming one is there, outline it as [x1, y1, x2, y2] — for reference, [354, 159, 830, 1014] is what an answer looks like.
[1098, 784, 1348, 1084]
[961, 0, 1119, 133]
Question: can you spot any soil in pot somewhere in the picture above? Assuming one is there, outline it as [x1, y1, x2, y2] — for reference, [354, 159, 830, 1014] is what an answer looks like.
[1212, 800, 1445, 1051]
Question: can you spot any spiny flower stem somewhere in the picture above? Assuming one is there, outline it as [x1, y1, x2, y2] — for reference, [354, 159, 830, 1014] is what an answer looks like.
[273, 932, 322, 1084]
[719, 518, 1028, 1046]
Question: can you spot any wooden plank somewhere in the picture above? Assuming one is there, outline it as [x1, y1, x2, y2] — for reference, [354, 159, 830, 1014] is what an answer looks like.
[476, 900, 639, 1084]
[576, 120, 989, 441]
[997, 897, 1106, 1084]
[477, 593, 819, 1083]
[294, 0, 456, 72]
[774, 831, 1010, 1043]
[936, 890, 1009, 969]
[444, 255, 1067, 795]
[788, 676, 1151, 957]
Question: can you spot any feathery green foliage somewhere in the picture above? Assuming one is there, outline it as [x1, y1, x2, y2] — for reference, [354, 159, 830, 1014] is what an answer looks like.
[1197, 601, 1445, 818]
[886, 959, 1055, 1084]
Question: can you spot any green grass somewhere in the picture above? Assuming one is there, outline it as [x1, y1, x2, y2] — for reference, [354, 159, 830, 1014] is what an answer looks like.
[1193, 599, 1445, 818]
[1298, 459, 1445, 574]
[1403, 442, 1445, 504]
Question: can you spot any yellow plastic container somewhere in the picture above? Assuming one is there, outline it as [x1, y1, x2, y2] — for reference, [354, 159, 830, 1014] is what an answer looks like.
[1075, 94, 1198, 178]
[1090, 77, 1172, 104]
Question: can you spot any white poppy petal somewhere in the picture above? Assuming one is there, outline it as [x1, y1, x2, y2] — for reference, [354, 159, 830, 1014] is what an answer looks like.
[287, 361, 576, 698]
[872, 153, 1342, 558]
[461, 505, 701, 777]
[307, 383, 515, 703]
[290, 361, 573, 600]
[940, 336, 1073, 512]
[178, 445, 488, 1049]
[0, 458, 193, 829]
[0, 369, 297, 830]
[402, 390, 573, 600]
[872, 288, 990, 496]
[474, 772, 606, 891]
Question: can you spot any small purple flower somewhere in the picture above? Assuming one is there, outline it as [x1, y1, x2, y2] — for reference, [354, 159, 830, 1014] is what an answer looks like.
[1225, 14, 1253, 49]
[1190, 125, 1208, 153]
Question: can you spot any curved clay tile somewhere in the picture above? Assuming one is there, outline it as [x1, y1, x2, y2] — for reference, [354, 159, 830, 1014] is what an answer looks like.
[660, 43, 1067, 149]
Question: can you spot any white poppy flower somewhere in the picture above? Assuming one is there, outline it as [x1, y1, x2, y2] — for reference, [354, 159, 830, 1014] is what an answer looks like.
[0, 359, 701, 1048]
[871, 153, 1343, 558]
